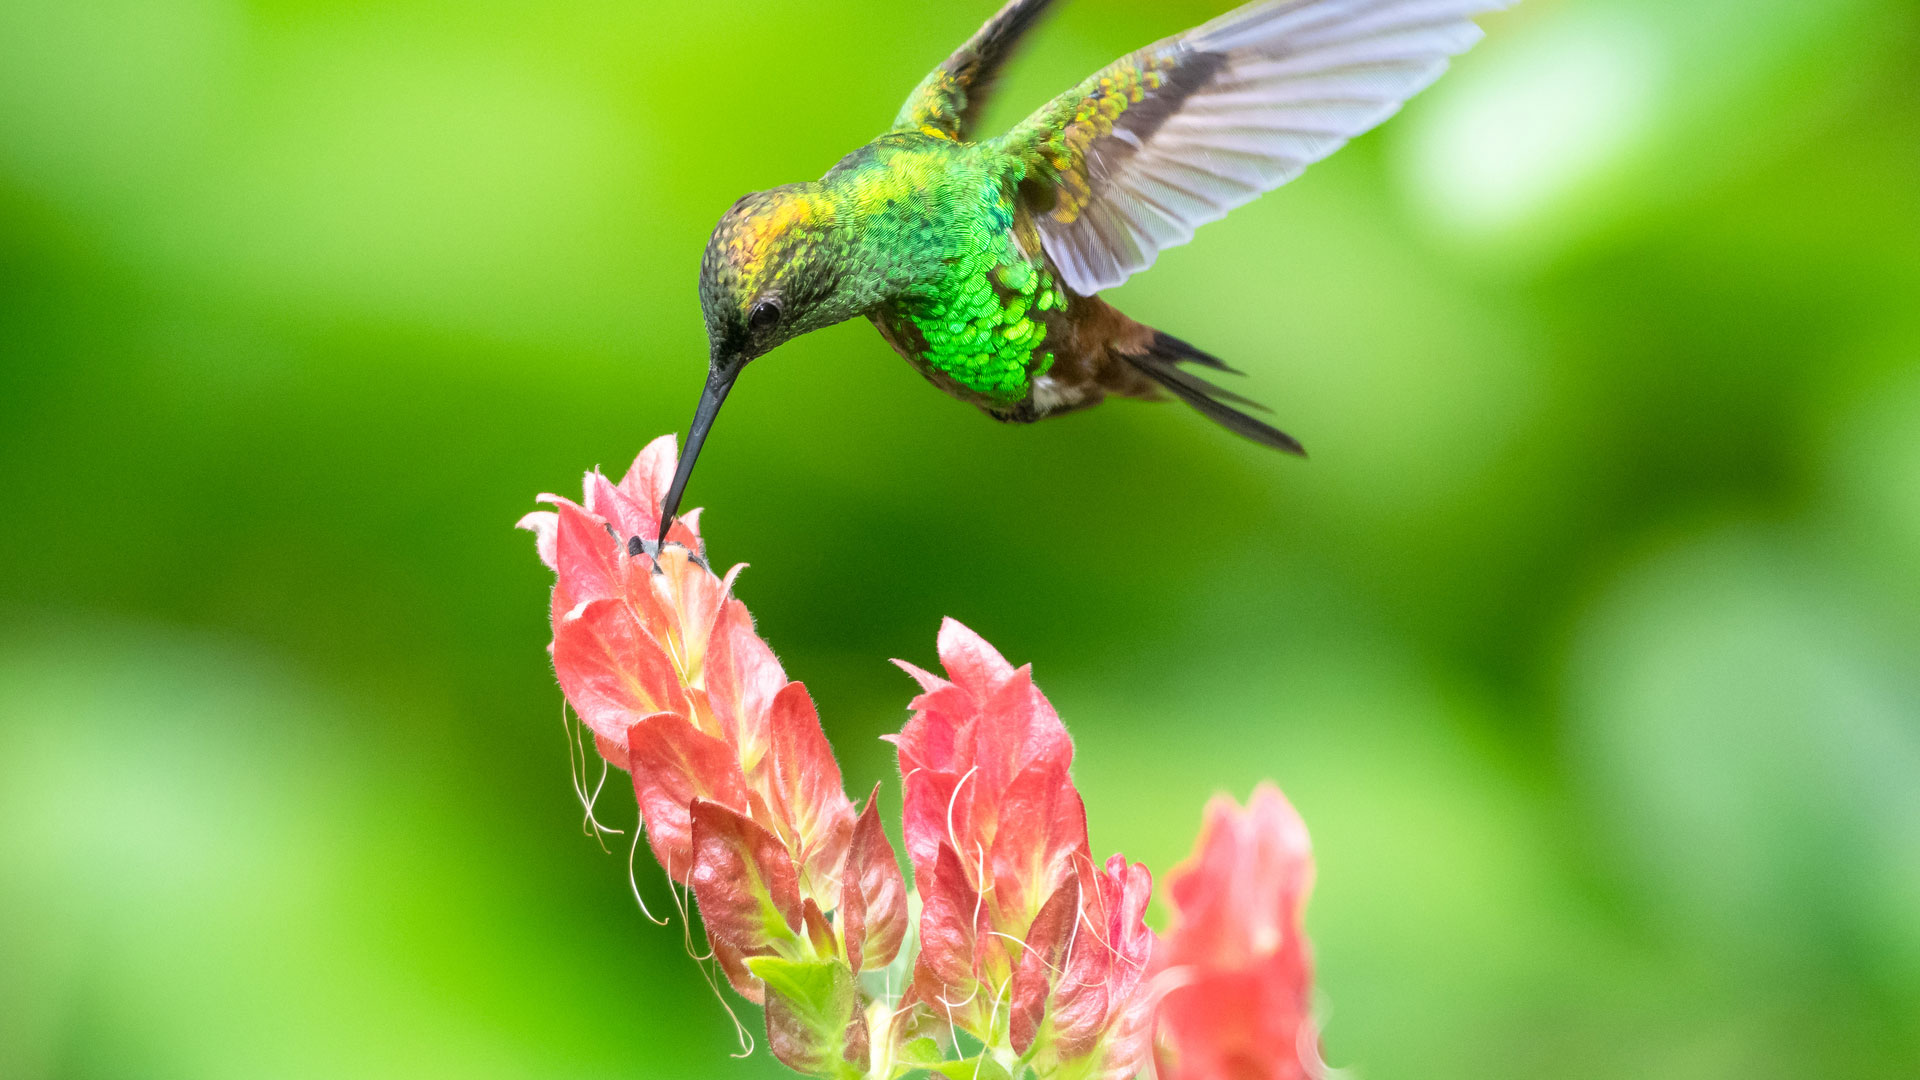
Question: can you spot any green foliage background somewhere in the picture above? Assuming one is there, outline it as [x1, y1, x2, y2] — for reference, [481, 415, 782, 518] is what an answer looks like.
[3, 1, 1917, 1077]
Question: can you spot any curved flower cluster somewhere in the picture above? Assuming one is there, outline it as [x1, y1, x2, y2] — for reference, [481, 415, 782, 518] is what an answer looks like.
[521, 436, 1321, 1080]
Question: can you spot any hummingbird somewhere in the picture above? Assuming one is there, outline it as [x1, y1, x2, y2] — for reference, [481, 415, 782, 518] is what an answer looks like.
[659, 0, 1509, 543]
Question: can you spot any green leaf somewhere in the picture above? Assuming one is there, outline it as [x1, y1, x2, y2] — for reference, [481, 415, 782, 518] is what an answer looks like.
[930, 1055, 1013, 1080]
[746, 955, 850, 1009]
[744, 955, 866, 1078]
[896, 1037, 947, 1068]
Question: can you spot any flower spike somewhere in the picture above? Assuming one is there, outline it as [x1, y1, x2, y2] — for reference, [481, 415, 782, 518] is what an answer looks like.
[524, 436, 879, 1075]
[528, 436, 1330, 1080]
[1154, 784, 1323, 1080]
[891, 619, 1155, 1076]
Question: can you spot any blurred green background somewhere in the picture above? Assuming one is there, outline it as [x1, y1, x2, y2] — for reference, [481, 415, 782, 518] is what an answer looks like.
[3, 0, 1917, 1076]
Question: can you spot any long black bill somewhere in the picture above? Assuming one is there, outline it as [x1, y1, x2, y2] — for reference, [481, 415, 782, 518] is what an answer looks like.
[657, 363, 737, 550]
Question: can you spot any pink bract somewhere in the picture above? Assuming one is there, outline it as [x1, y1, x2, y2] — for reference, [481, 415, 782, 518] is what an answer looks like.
[1155, 785, 1323, 1080]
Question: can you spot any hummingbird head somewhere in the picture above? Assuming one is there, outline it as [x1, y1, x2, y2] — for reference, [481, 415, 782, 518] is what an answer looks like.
[698, 184, 849, 361]
[659, 184, 851, 549]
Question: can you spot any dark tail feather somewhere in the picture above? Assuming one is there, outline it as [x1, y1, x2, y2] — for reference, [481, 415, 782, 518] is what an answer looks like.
[1122, 332, 1306, 456]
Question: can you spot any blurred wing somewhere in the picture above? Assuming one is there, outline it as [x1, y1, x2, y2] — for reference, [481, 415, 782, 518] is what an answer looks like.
[1001, 0, 1510, 295]
[893, 0, 1061, 141]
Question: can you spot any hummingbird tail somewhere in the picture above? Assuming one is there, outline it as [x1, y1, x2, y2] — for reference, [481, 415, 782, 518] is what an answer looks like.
[1118, 330, 1306, 456]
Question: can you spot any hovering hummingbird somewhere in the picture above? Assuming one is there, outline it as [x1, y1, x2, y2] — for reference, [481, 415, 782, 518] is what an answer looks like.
[659, 0, 1508, 542]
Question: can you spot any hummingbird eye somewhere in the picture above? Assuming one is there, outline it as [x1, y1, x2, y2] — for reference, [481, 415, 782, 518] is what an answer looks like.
[748, 300, 782, 332]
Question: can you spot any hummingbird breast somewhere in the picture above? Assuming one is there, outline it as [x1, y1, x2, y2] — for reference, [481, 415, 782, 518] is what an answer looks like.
[838, 135, 1160, 421]
[838, 141, 1060, 408]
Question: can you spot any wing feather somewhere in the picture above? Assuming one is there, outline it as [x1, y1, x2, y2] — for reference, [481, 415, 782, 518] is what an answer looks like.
[893, 0, 1061, 141]
[1000, 0, 1512, 295]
